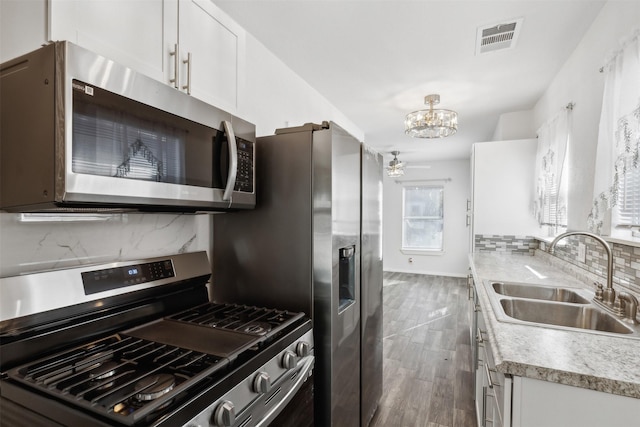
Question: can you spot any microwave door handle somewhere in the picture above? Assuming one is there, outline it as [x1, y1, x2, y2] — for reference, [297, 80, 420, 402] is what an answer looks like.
[222, 120, 238, 202]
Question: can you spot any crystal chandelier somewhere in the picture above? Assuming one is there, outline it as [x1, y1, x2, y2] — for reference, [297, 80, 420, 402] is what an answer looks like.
[405, 94, 458, 138]
[387, 151, 405, 177]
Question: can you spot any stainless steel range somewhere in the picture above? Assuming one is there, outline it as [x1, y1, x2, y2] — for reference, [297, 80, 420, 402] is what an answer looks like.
[0, 251, 313, 427]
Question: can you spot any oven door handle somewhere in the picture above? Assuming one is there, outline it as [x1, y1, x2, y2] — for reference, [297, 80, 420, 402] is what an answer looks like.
[256, 355, 314, 427]
[221, 120, 238, 202]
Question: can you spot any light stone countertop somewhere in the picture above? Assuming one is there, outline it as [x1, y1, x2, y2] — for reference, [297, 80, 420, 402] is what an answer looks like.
[469, 251, 640, 399]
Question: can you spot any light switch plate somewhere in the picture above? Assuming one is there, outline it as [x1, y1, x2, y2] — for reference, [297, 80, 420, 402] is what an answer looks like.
[578, 242, 586, 264]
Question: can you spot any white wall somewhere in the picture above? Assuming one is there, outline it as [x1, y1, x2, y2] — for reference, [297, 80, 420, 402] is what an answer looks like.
[240, 34, 363, 140]
[533, 1, 640, 230]
[383, 159, 470, 277]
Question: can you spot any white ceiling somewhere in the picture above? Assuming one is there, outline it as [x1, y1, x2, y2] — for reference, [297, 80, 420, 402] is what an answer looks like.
[214, 0, 605, 164]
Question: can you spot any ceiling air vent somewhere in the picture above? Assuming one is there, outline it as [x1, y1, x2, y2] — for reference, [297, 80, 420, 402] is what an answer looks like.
[476, 18, 523, 55]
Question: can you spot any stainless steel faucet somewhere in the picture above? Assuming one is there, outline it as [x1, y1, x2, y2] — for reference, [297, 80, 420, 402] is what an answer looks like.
[548, 231, 615, 304]
[618, 292, 639, 324]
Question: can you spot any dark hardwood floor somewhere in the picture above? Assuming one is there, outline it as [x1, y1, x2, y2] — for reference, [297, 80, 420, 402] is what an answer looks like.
[369, 272, 476, 427]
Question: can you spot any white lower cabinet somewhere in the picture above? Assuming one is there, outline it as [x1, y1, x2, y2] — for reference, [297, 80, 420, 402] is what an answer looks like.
[511, 377, 639, 427]
[473, 291, 512, 427]
[468, 273, 477, 369]
[475, 348, 639, 427]
[470, 273, 638, 427]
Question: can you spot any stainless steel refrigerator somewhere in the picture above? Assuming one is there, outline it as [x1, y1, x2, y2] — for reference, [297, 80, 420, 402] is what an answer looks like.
[211, 121, 382, 426]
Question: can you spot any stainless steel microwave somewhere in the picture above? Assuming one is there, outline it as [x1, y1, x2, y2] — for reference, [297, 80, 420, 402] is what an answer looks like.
[0, 41, 255, 212]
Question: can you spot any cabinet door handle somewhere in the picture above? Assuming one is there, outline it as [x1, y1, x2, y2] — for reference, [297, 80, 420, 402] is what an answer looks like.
[182, 52, 192, 94]
[484, 362, 500, 389]
[169, 44, 179, 89]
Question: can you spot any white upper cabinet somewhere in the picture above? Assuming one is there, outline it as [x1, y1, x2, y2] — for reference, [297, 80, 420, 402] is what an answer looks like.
[0, 0, 48, 63]
[47, 0, 245, 113]
[178, 0, 245, 113]
[49, 0, 176, 84]
[470, 138, 540, 246]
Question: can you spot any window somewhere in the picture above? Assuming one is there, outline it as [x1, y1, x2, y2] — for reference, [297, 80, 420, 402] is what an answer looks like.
[540, 169, 568, 228]
[590, 29, 640, 235]
[402, 185, 443, 251]
[615, 157, 640, 227]
[534, 109, 570, 231]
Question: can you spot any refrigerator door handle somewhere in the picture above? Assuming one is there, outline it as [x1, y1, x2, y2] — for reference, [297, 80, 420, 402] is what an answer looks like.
[221, 120, 238, 202]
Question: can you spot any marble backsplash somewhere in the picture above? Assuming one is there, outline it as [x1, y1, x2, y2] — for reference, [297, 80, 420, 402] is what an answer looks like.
[0, 212, 213, 277]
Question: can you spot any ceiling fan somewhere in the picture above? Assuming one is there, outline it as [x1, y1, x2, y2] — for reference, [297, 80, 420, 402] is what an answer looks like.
[385, 151, 431, 177]
[386, 151, 404, 177]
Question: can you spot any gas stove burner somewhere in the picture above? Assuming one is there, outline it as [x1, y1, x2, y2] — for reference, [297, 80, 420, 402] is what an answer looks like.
[90, 360, 119, 380]
[0, 252, 314, 427]
[243, 321, 272, 336]
[75, 350, 113, 371]
[134, 373, 176, 401]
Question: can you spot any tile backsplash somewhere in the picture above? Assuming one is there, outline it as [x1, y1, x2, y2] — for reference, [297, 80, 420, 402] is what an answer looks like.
[474, 234, 537, 255]
[536, 234, 640, 296]
[0, 212, 212, 277]
[474, 233, 640, 296]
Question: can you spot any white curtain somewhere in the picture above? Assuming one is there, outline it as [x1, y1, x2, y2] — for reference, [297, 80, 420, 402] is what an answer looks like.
[533, 108, 570, 230]
[589, 29, 640, 234]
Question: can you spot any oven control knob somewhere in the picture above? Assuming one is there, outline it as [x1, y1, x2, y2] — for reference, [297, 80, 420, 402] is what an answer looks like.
[281, 350, 297, 370]
[296, 341, 311, 357]
[253, 371, 271, 394]
[212, 400, 235, 427]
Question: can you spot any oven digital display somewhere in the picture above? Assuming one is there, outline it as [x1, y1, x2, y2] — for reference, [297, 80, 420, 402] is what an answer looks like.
[82, 260, 175, 295]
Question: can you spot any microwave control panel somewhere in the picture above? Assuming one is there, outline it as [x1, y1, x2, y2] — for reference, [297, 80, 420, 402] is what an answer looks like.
[235, 139, 254, 193]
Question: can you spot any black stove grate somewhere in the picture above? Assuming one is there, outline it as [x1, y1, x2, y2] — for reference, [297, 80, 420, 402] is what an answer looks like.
[9, 334, 228, 425]
[168, 302, 304, 337]
[5, 302, 309, 426]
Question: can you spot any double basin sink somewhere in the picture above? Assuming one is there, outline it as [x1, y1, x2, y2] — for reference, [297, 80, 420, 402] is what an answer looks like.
[484, 281, 640, 338]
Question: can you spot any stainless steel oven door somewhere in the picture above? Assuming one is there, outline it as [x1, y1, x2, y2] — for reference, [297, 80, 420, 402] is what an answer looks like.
[184, 329, 314, 427]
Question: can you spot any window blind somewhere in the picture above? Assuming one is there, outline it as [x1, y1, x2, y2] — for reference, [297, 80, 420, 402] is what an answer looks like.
[617, 158, 640, 226]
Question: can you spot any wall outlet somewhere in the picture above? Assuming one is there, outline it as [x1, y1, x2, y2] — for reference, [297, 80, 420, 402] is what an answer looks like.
[578, 242, 586, 264]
